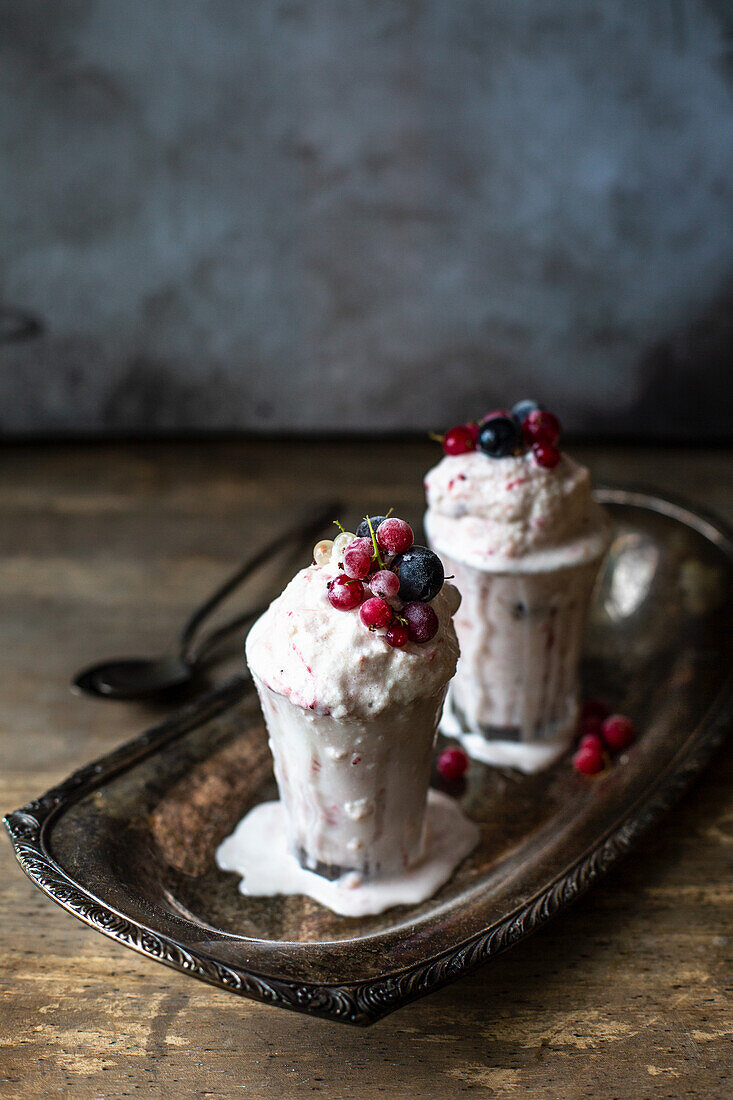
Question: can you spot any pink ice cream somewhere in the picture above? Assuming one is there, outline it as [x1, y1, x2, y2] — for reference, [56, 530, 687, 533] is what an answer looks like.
[217, 543, 478, 917]
[425, 449, 611, 772]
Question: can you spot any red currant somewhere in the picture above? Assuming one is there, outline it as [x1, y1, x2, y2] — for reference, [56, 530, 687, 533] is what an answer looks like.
[343, 544, 372, 579]
[349, 536, 374, 556]
[580, 698, 609, 724]
[376, 518, 414, 554]
[327, 575, 365, 611]
[579, 732, 603, 753]
[443, 426, 476, 455]
[579, 715, 602, 738]
[403, 601, 439, 643]
[437, 746, 469, 782]
[572, 743, 604, 776]
[601, 714, 635, 752]
[532, 442, 561, 469]
[522, 409, 561, 445]
[359, 597, 393, 630]
[385, 622, 409, 648]
[369, 570, 400, 600]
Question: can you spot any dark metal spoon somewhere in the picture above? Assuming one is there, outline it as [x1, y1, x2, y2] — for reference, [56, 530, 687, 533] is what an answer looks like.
[72, 502, 338, 700]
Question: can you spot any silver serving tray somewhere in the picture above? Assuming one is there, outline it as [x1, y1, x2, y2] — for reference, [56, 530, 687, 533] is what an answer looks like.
[4, 489, 733, 1026]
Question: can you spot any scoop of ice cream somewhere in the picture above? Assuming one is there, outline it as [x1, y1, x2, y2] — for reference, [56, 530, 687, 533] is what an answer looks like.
[424, 450, 610, 570]
[246, 563, 461, 719]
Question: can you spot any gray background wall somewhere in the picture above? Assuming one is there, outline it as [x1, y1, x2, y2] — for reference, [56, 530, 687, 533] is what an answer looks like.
[2, 0, 732, 439]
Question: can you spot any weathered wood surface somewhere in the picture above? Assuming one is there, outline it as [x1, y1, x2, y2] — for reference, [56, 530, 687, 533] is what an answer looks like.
[1, 440, 731, 1100]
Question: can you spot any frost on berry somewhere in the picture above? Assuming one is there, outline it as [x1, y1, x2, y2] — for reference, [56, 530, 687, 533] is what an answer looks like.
[403, 601, 439, 643]
[343, 544, 372, 579]
[369, 570, 400, 600]
[327, 575, 365, 611]
[376, 518, 414, 554]
[359, 597, 393, 630]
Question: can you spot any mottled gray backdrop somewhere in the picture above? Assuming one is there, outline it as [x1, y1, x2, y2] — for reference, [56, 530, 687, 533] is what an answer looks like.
[2, 1, 732, 438]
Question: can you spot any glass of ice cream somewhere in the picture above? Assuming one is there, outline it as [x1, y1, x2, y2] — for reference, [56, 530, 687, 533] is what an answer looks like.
[424, 404, 611, 774]
[217, 514, 478, 917]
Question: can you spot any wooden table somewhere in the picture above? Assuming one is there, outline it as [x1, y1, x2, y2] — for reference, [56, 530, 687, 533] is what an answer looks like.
[1, 441, 731, 1099]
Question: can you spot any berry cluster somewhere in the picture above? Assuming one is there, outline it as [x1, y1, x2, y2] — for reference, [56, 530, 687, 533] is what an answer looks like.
[438, 399, 562, 469]
[572, 699, 636, 776]
[314, 515, 446, 648]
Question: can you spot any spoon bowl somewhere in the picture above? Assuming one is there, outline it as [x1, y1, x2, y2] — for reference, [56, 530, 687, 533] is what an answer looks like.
[73, 656, 194, 700]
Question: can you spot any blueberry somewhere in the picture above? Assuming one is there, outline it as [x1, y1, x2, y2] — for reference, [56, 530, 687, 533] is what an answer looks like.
[392, 545, 444, 603]
[478, 416, 522, 458]
[356, 515, 387, 538]
[511, 399, 543, 427]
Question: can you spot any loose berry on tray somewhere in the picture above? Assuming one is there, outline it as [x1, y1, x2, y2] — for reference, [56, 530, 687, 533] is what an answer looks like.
[443, 425, 476, 455]
[385, 621, 409, 648]
[579, 731, 603, 753]
[376, 518, 414, 554]
[601, 714, 635, 752]
[359, 597, 393, 630]
[437, 746, 469, 782]
[327, 575, 365, 611]
[579, 715, 603, 739]
[392, 545, 445, 603]
[356, 515, 387, 538]
[403, 601, 439, 643]
[343, 543, 372, 579]
[522, 409, 561, 446]
[313, 539, 334, 566]
[580, 698, 610, 724]
[572, 742, 605, 776]
[369, 569, 400, 600]
[532, 442, 561, 469]
[478, 415, 523, 458]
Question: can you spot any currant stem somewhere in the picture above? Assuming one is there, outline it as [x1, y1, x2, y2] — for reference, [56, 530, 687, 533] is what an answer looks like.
[365, 515, 386, 571]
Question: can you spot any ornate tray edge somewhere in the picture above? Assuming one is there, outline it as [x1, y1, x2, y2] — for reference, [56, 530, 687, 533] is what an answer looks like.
[4, 489, 733, 1027]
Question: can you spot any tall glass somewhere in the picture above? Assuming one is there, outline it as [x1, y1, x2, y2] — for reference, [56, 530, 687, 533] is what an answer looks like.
[435, 548, 607, 772]
[253, 675, 450, 879]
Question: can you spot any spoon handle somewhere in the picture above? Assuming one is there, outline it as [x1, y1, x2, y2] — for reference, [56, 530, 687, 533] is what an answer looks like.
[177, 501, 339, 663]
[188, 603, 268, 666]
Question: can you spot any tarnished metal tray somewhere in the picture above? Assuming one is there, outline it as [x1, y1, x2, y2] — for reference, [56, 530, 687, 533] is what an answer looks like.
[5, 489, 733, 1026]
